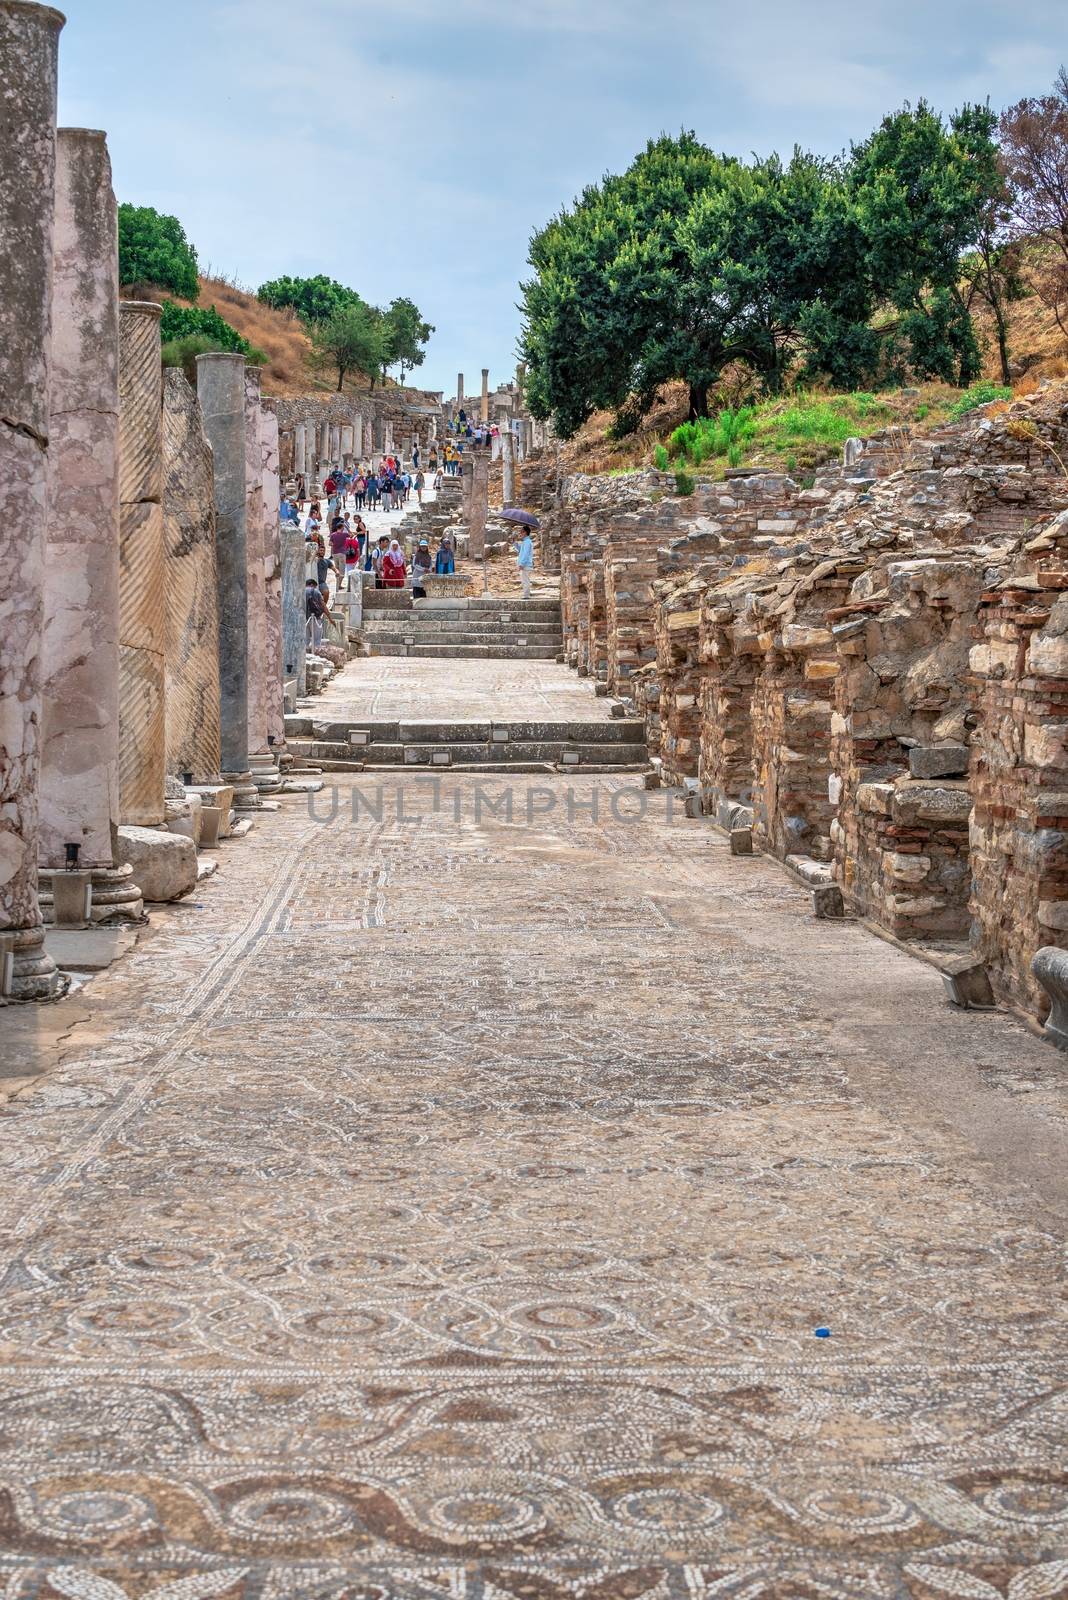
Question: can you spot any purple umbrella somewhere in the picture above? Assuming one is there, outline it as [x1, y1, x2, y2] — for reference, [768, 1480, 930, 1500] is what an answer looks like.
[497, 507, 540, 529]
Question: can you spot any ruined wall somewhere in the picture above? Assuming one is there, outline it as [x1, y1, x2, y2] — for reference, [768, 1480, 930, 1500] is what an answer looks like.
[552, 387, 1068, 1023]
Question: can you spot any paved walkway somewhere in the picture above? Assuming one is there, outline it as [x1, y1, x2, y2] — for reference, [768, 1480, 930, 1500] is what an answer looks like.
[312, 657, 618, 724]
[0, 777, 1065, 1595]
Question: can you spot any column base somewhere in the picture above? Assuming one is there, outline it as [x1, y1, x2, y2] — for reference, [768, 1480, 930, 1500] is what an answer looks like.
[223, 770, 262, 811]
[2, 925, 69, 1002]
[249, 752, 283, 794]
[39, 864, 145, 926]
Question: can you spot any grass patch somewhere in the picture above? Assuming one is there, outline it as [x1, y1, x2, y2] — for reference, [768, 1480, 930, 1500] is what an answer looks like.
[948, 381, 1014, 420]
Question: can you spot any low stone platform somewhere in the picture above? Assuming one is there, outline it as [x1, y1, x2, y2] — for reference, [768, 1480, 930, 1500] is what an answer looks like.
[358, 596, 563, 659]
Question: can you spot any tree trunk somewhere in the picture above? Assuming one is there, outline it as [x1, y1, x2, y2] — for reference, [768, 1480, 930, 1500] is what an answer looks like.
[994, 302, 1011, 386]
[688, 382, 708, 420]
[336, 366, 345, 392]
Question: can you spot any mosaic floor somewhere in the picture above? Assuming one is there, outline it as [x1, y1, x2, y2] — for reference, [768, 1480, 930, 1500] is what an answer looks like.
[0, 776, 1066, 1599]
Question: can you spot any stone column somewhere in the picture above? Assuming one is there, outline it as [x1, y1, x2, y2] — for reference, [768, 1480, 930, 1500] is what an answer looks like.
[0, 0, 66, 998]
[469, 458, 489, 560]
[456, 372, 464, 410]
[481, 367, 489, 423]
[340, 422, 354, 464]
[39, 128, 143, 927]
[117, 300, 166, 827]
[327, 422, 340, 464]
[260, 406, 286, 752]
[293, 419, 306, 478]
[162, 368, 221, 783]
[318, 418, 330, 462]
[501, 428, 516, 507]
[244, 367, 278, 792]
[196, 352, 257, 808]
[280, 525, 306, 703]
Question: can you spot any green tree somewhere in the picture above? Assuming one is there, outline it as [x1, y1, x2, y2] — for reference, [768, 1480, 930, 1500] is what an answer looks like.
[848, 101, 993, 383]
[312, 301, 388, 390]
[383, 296, 434, 381]
[999, 68, 1068, 343]
[118, 204, 199, 299]
[256, 274, 362, 325]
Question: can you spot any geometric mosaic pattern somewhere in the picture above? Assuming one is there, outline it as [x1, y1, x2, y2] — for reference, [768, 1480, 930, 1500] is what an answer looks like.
[0, 777, 1065, 1598]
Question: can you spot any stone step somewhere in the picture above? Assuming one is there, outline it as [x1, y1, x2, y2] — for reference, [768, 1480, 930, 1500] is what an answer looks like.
[287, 738, 648, 769]
[285, 716, 646, 745]
[360, 618, 563, 636]
[364, 643, 563, 660]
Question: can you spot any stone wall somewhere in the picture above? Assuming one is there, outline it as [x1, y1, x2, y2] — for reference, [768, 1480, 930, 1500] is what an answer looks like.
[548, 387, 1068, 1023]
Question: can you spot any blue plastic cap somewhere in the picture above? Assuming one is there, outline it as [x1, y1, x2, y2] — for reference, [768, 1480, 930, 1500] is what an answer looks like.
[814, 1327, 831, 1338]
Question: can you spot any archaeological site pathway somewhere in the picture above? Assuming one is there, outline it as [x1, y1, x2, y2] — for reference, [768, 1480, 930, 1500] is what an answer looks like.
[0, 768, 1064, 1598]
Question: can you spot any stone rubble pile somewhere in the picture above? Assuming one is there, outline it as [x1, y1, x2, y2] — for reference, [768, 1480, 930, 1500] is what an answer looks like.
[528, 386, 1068, 1032]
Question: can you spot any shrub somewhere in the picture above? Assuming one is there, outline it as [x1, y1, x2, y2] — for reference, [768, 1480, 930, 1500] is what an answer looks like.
[161, 334, 225, 385]
[118, 204, 198, 299]
[674, 468, 695, 496]
[653, 443, 669, 470]
[948, 381, 1014, 420]
[914, 403, 930, 420]
[159, 300, 252, 354]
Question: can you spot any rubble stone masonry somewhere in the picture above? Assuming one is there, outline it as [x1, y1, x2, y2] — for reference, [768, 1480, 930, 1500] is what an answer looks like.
[532, 386, 1068, 1023]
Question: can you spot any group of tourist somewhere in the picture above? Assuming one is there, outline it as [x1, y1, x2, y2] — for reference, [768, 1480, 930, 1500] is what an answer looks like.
[448, 408, 499, 448]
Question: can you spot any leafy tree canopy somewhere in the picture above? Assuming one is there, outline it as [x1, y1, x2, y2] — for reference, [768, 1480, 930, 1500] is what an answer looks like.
[521, 107, 999, 438]
[118, 204, 199, 300]
[159, 300, 253, 355]
[312, 301, 389, 391]
[383, 296, 435, 381]
[256, 274, 362, 324]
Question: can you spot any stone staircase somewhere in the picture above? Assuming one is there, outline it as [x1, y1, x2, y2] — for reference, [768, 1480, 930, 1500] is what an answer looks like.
[358, 597, 563, 660]
[282, 714, 648, 773]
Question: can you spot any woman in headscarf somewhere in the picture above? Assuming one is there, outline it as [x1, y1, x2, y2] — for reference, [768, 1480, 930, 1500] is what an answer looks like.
[412, 536, 432, 599]
[382, 537, 407, 589]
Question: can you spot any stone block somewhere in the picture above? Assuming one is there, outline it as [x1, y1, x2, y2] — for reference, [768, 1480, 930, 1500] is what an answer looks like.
[883, 850, 931, 885]
[813, 883, 845, 918]
[1038, 900, 1068, 932]
[729, 827, 753, 855]
[908, 744, 970, 779]
[116, 825, 197, 903]
[165, 794, 203, 846]
[891, 782, 973, 826]
[941, 957, 996, 1010]
[857, 782, 894, 816]
[1031, 946, 1068, 1049]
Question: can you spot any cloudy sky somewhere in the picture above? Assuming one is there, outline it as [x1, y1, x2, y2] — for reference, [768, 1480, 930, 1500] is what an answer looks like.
[57, 0, 1063, 397]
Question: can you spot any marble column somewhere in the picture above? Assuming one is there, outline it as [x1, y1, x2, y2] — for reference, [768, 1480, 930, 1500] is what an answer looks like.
[0, 0, 66, 997]
[244, 368, 278, 792]
[162, 368, 221, 783]
[481, 367, 489, 423]
[293, 420, 306, 478]
[328, 422, 341, 464]
[260, 406, 286, 752]
[340, 423, 354, 464]
[501, 428, 516, 507]
[196, 351, 257, 808]
[470, 457, 489, 559]
[280, 525, 306, 703]
[117, 299, 166, 828]
[38, 130, 141, 927]
[456, 372, 464, 410]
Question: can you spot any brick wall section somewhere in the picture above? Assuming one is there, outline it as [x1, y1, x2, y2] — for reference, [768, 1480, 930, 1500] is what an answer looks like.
[970, 509, 1068, 1012]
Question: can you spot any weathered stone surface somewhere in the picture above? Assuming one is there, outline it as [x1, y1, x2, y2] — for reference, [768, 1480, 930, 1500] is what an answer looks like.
[0, 0, 66, 997]
[260, 405, 286, 748]
[908, 743, 970, 779]
[162, 369, 221, 783]
[196, 353, 250, 785]
[40, 129, 121, 871]
[891, 781, 973, 826]
[117, 300, 166, 826]
[1032, 944, 1068, 1048]
[245, 366, 269, 759]
[280, 526, 306, 699]
[115, 823, 196, 903]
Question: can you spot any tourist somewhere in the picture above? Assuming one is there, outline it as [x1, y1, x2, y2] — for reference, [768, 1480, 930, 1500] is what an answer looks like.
[412, 536, 432, 599]
[371, 533, 390, 587]
[434, 533, 455, 575]
[353, 471, 366, 511]
[305, 578, 325, 650]
[412, 443, 420, 470]
[329, 516, 347, 584]
[381, 475, 393, 513]
[514, 526, 534, 600]
[365, 472, 380, 510]
[415, 468, 425, 507]
[433, 466, 444, 490]
[345, 525, 362, 589]
[382, 537, 407, 589]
